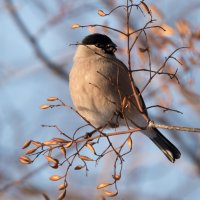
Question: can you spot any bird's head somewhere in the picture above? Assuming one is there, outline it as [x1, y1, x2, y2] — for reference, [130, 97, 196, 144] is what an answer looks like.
[81, 33, 117, 55]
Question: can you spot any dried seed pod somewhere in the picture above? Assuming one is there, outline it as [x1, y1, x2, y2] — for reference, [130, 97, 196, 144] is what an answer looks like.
[79, 155, 93, 161]
[53, 138, 68, 143]
[49, 175, 62, 181]
[22, 140, 32, 149]
[86, 143, 95, 154]
[25, 147, 38, 155]
[96, 183, 110, 189]
[19, 155, 32, 164]
[127, 136, 133, 149]
[43, 140, 57, 146]
[65, 141, 73, 148]
[51, 163, 59, 169]
[74, 165, 85, 170]
[57, 190, 66, 200]
[45, 156, 59, 164]
[98, 9, 106, 16]
[47, 97, 58, 101]
[71, 24, 80, 29]
[103, 190, 118, 197]
[112, 174, 121, 181]
[58, 182, 68, 190]
[31, 141, 42, 147]
[40, 104, 50, 109]
[60, 147, 66, 157]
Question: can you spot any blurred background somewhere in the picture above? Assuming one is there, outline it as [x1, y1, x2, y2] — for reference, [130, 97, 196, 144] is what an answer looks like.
[1, 0, 200, 199]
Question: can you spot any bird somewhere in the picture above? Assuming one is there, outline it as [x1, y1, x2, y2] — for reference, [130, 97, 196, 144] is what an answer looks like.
[69, 33, 181, 163]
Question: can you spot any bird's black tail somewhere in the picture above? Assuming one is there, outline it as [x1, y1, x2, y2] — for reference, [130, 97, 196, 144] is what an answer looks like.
[146, 128, 181, 163]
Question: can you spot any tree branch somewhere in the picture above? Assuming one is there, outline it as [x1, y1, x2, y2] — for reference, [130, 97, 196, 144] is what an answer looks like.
[6, 0, 68, 81]
[149, 121, 200, 132]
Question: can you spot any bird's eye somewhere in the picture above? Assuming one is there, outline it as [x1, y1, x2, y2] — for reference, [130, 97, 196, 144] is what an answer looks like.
[95, 43, 102, 48]
[105, 44, 117, 53]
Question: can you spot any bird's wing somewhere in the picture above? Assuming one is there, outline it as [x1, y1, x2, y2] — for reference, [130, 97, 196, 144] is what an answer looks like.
[114, 58, 149, 116]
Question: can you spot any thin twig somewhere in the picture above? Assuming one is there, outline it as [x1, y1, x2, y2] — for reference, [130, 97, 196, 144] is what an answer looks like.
[131, 68, 179, 83]
[140, 47, 188, 94]
[149, 121, 200, 132]
[146, 105, 183, 114]
[78, 24, 127, 36]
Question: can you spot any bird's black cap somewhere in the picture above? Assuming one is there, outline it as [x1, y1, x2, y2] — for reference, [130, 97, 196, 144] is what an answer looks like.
[82, 33, 117, 54]
[82, 33, 113, 45]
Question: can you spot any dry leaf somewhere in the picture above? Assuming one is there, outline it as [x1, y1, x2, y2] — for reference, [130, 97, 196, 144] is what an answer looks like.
[98, 9, 106, 16]
[53, 138, 69, 143]
[58, 182, 68, 190]
[45, 156, 59, 164]
[127, 136, 132, 149]
[51, 163, 59, 169]
[49, 175, 62, 181]
[79, 155, 93, 161]
[47, 97, 58, 101]
[74, 165, 85, 170]
[112, 174, 121, 181]
[103, 190, 118, 197]
[96, 183, 110, 189]
[86, 143, 95, 154]
[71, 24, 80, 29]
[22, 140, 31, 149]
[65, 141, 73, 148]
[31, 141, 42, 147]
[40, 104, 50, 109]
[60, 147, 66, 157]
[25, 147, 38, 155]
[43, 140, 57, 145]
[19, 155, 32, 164]
[57, 190, 66, 200]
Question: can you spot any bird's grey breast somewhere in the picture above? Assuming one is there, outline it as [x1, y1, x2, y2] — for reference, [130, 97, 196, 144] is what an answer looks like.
[69, 56, 129, 127]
